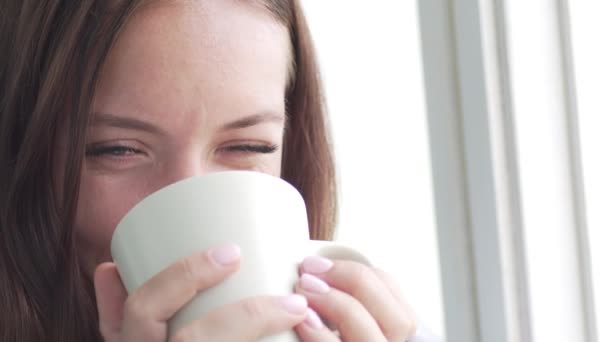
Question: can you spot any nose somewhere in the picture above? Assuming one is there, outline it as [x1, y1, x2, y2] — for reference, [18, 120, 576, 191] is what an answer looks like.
[162, 150, 211, 186]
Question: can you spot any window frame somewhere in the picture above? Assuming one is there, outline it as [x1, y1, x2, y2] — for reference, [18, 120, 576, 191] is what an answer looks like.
[418, 0, 597, 341]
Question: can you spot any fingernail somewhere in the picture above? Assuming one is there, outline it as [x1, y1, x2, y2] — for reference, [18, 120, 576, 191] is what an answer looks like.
[281, 294, 308, 314]
[209, 244, 241, 266]
[301, 256, 334, 274]
[304, 308, 324, 329]
[299, 273, 330, 294]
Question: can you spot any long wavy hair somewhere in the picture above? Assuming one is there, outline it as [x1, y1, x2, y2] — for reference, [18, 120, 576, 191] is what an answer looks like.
[0, 0, 335, 340]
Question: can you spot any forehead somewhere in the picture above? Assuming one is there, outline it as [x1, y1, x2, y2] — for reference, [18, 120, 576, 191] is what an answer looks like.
[94, 0, 291, 120]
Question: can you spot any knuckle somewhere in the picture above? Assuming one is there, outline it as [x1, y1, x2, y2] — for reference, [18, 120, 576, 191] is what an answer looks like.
[343, 262, 373, 294]
[330, 294, 366, 327]
[386, 316, 417, 342]
[123, 292, 154, 327]
[123, 295, 148, 323]
[176, 256, 201, 283]
[241, 297, 267, 319]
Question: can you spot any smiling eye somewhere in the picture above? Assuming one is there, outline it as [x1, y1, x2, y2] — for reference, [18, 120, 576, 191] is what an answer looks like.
[223, 144, 278, 154]
[85, 145, 143, 157]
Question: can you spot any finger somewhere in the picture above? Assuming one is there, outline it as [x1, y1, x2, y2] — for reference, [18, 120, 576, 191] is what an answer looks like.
[94, 262, 128, 340]
[122, 243, 241, 340]
[295, 274, 384, 341]
[373, 268, 417, 327]
[372, 268, 418, 339]
[170, 295, 308, 341]
[300, 257, 414, 341]
[294, 308, 341, 342]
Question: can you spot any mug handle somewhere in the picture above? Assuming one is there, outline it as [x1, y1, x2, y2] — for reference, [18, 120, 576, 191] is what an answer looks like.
[302, 240, 373, 333]
[306, 239, 372, 266]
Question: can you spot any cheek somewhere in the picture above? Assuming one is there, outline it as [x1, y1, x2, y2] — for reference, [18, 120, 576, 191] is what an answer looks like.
[74, 174, 149, 259]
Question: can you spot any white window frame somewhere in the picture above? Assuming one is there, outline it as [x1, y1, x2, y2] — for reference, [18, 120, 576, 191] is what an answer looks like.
[418, 0, 597, 341]
[567, 1, 608, 341]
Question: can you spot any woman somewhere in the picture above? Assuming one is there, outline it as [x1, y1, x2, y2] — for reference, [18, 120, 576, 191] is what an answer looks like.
[0, 0, 425, 340]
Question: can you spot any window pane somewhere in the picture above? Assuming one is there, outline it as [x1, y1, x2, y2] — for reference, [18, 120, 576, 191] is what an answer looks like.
[569, 2, 608, 341]
[301, 1, 444, 337]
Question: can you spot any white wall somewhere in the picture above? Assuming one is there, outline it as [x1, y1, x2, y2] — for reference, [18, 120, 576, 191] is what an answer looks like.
[300, 1, 445, 337]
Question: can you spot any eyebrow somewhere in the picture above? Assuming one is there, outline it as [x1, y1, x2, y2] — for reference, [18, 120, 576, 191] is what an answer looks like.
[90, 112, 164, 135]
[90, 112, 285, 134]
[220, 112, 285, 131]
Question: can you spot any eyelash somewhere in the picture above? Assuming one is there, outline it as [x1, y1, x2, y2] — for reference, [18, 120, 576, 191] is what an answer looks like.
[85, 143, 278, 158]
[222, 144, 278, 154]
[85, 145, 141, 157]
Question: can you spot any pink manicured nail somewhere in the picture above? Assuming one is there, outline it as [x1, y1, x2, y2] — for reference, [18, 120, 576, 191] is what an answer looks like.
[299, 273, 330, 294]
[209, 244, 241, 266]
[301, 256, 334, 274]
[304, 308, 324, 329]
[281, 294, 308, 314]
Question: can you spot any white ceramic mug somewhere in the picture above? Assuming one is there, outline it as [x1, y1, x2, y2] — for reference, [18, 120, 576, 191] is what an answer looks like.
[111, 171, 370, 341]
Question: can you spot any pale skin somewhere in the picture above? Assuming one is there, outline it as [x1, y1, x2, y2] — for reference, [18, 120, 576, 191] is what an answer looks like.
[68, 0, 416, 340]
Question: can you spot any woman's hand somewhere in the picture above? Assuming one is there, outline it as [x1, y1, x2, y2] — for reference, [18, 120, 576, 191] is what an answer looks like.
[294, 256, 417, 342]
[93, 243, 309, 341]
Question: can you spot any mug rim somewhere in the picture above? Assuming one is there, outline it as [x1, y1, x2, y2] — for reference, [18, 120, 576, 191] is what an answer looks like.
[110, 170, 302, 250]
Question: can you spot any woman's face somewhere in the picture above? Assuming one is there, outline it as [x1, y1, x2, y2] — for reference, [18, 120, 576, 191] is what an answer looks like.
[73, 1, 291, 275]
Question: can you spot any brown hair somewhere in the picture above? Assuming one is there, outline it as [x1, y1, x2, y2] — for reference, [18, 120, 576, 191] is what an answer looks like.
[0, 0, 335, 340]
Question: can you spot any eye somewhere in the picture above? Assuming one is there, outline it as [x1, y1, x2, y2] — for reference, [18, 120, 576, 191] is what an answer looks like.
[222, 144, 278, 154]
[85, 144, 144, 158]
[216, 143, 280, 171]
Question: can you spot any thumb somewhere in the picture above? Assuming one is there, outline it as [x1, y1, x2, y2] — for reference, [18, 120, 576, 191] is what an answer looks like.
[94, 262, 128, 339]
